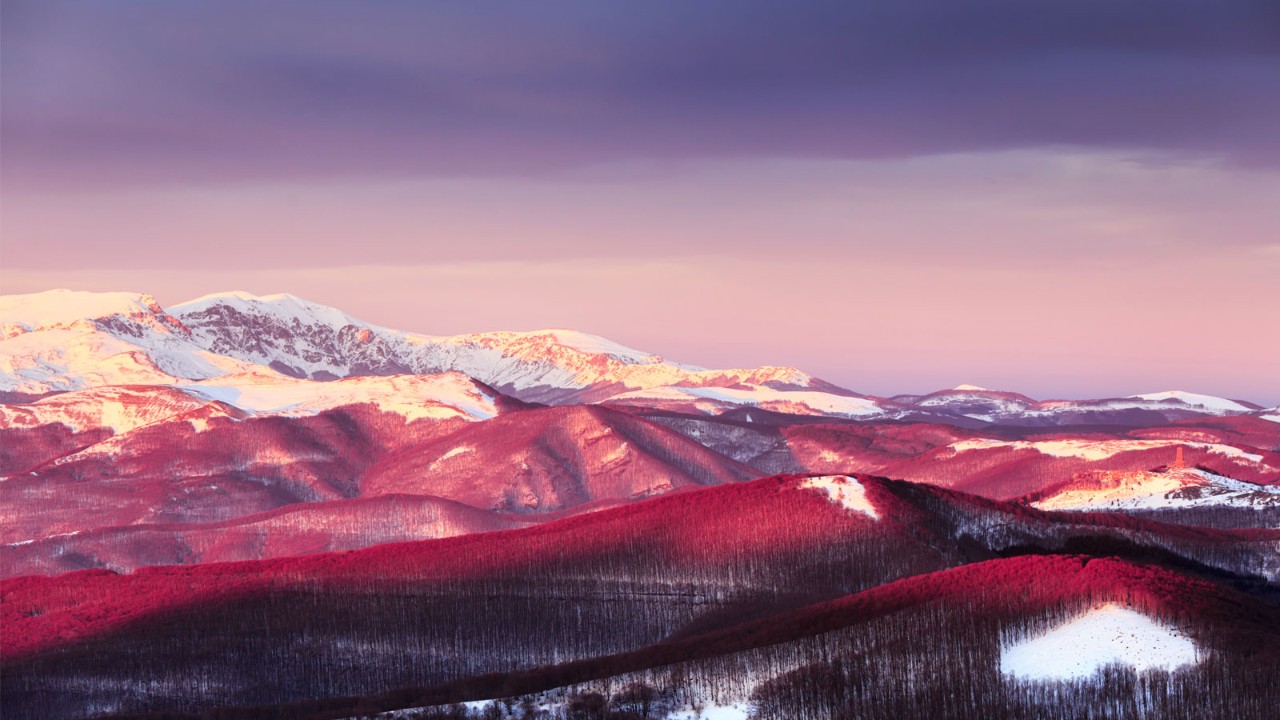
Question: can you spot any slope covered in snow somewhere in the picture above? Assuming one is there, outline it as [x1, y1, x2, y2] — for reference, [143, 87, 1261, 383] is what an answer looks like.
[0, 290, 177, 339]
[1029, 468, 1280, 512]
[0, 291, 263, 394]
[1023, 393, 1260, 420]
[182, 371, 502, 422]
[607, 384, 885, 418]
[0, 386, 216, 435]
[1001, 603, 1199, 680]
[0, 328, 263, 394]
[886, 387, 1263, 426]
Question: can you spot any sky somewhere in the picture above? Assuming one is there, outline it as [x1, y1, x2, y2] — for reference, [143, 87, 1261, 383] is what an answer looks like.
[3, 1, 1278, 403]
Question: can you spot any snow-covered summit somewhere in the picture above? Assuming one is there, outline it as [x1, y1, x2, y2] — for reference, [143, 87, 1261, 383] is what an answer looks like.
[0, 290, 178, 339]
[1127, 391, 1257, 413]
[171, 291, 406, 380]
[171, 291, 370, 332]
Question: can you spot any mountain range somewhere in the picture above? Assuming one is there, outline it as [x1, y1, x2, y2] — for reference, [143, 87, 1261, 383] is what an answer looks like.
[2, 289, 1273, 424]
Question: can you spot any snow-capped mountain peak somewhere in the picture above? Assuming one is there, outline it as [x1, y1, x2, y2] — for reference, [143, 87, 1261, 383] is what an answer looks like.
[0, 289, 183, 340]
[171, 291, 371, 333]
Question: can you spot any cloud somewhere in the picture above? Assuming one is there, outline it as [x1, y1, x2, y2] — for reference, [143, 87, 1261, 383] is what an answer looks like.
[3, 0, 1278, 188]
[5, 150, 1277, 270]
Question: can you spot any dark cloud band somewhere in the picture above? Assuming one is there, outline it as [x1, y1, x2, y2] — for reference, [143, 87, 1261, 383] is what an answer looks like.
[3, 0, 1278, 186]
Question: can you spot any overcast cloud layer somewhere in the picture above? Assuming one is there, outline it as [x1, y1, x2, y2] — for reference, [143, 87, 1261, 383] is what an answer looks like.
[6, 0, 1280, 185]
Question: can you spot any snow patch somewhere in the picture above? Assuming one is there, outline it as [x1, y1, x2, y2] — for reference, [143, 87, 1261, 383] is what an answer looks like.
[799, 475, 879, 520]
[437, 445, 474, 462]
[1001, 603, 1199, 681]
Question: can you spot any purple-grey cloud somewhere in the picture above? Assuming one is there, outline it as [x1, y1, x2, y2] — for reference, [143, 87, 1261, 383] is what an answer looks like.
[4, 0, 1279, 189]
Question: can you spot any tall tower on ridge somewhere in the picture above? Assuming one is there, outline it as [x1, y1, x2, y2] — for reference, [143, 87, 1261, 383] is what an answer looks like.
[1174, 446, 1186, 469]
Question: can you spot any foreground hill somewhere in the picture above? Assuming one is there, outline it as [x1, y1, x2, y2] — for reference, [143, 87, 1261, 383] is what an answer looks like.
[4, 474, 1277, 719]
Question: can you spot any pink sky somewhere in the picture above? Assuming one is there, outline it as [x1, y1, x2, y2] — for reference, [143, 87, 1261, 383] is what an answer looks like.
[6, 152, 1278, 404]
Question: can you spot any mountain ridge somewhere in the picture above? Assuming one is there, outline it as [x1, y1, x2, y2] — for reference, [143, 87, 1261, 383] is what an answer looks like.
[1, 289, 1270, 426]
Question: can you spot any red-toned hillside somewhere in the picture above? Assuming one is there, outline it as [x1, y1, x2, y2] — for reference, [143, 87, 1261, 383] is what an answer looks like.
[1, 493, 538, 577]
[1, 404, 768, 575]
[360, 404, 759, 511]
[6, 398, 1277, 580]
[0, 403, 467, 545]
[780, 421, 973, 475]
